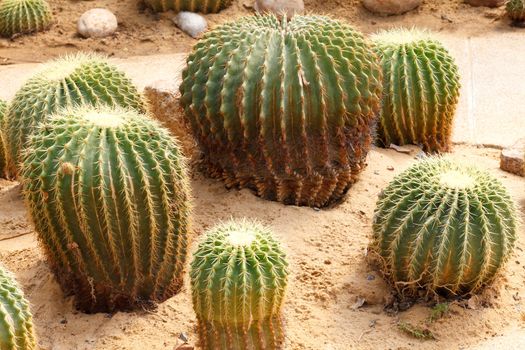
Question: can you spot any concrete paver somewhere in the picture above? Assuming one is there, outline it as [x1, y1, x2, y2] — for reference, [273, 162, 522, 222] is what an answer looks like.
[0, 32, 523, 148]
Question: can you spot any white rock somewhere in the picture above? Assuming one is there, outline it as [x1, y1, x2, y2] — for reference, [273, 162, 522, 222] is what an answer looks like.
[254, 0, 304, 18]
[77, 8, 118, 38]
[362, 0, 422, 16]
[173, 12, 207, 39]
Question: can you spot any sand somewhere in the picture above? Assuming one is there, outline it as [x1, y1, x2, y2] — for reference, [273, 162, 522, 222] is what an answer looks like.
[0, 0, 524, 349]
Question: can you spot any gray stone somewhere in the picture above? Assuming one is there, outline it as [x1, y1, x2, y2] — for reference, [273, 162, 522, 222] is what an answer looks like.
[173, 12, 207, 39]
[77, 8, 118, 38]
[254, 0, 304, 18]
[362, 0, 422, 15]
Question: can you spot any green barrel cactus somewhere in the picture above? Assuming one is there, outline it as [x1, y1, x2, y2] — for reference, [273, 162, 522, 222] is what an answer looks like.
[20, 105, 191, 313]
[0, 99, 7, 179]
[371, 157, 518, 296]
[0, 264, 36, 350]
[0, 0, 53, 37]
[372, 28, 461, 153]
[180, 15, 382, 208]
[144, 0, 232, 13]
[190, 219, 288, 350]
[507, 0, 525, 22]
[3, 53, 146, 177]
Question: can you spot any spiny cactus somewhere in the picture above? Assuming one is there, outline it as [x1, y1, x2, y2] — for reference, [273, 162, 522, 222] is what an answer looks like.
[180, 15, 382, 207]
[507, 0, 525, 22]
[21, 105, 191, 313]
[0, 0, 53, 37]
[0, 264, 36, 350]
[371, 157, 518, 296]
[190, 219, 288, 350]
[144, 0, 232, 13]
[372, 28, 461, 153]
[0, 99, 7, 179]
[3, 53, 146, 177]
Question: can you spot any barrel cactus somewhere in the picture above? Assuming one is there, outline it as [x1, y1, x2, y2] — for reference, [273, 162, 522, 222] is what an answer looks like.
[190, 219, 288, 350]
[144, 0, 232, 13]
[0, 264, 36, 350]
[372, 28, 461, 153]
[3, 53, 146, 177]
[20, 105, 191, 313]
[0, 0, 53, 37]
[180, 15, 382, 207]
[0, 99, 7, 178]
[370, 157, 518, 296]
[507, 0, 525, 22]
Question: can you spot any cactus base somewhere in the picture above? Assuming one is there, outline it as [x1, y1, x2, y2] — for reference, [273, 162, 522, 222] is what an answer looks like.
[197, 316, 285, 350]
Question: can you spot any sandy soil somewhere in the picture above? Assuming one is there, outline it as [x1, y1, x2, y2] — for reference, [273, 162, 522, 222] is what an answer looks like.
[0, 0, 517, 65]
[1, 1, 524, 349]
[0, 144, 524, 350]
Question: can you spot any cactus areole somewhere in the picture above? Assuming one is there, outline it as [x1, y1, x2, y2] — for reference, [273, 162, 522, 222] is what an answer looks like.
[190, 219, 289, 349]
[371, 157, 517, 297]
[21, 106, 191, 313]
[180, 15, 382, 207]
[0, 0, 53, 37]
[372, 28, 461, 153]
[0, 264, 37, 350]
[3, 53, 146, 177]
[144, 0, 232, 13]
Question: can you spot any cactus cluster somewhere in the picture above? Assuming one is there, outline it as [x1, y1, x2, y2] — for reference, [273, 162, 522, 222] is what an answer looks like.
[144, 0, 232, 13]
[0, 0, 53, 37]
[0, 264, 36, 350]
[180, 14, 382, 207]
[3, 53, 146, 177]
[21, 105, 191, 313]
[372, 28, 461, 153]
[0, 99, 7, 179]
[507, 0, 525, 22]
[371, 157, 517, 296]
[190, 219, 288, 350]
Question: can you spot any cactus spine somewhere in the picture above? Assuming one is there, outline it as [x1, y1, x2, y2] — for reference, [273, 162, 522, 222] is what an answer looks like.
[372, 28, 461, 153]
[144, 0, 232, 13]
[0, 100, 7, 179]
[507, 0, 525, 22]
[180, 15, 382, 207]
[190, 219, 288, 350]
[21, 105, 191, 313]
[3, 53, 146, 177]
[0, 265, 36, 350]
[0, 0, 53, 37]
[371, 157, 518, 296]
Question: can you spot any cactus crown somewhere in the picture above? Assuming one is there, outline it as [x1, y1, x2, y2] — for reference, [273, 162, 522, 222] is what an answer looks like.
[371, 157, 518, 296]
[0, 265, 36, 350]
[190, 219, 288, 349]
[144, 0, 232, 13]
[372, 28, 460, 153]
[506, 0, 525, 21]
[4, 52, 146, 177]
[21, 105, 191, 313]
[180, 14, 382, 207]
[0, 0, 53, 37]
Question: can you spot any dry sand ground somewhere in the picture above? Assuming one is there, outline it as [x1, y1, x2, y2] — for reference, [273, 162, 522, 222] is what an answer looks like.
[1, 0, 525, 349]
[0, 145, 524, 350]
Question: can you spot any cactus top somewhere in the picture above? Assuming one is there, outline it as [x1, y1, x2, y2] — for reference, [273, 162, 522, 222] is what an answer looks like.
[0, 265, 36, 350]
[190, 219, 288, 324]
[373, 157, 518, 295]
